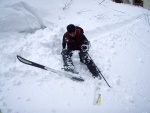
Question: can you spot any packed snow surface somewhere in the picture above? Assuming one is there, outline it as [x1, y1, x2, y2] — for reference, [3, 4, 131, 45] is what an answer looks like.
[0, 0, 150, 113]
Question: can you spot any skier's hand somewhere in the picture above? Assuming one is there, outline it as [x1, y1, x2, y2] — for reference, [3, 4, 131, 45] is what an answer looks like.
[61, 49, 72, 56]
[81, 44, 90, 52]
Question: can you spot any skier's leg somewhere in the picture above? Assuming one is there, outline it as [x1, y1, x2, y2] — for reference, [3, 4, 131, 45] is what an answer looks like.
[61, 49, 74, 72]
[79, 51, 100, 78]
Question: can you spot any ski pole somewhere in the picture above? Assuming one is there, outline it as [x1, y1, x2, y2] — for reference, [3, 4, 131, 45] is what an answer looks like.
[87, 52, 111, 88]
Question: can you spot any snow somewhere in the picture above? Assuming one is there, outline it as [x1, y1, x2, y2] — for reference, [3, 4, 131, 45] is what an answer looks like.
[0, 0, 150, 113]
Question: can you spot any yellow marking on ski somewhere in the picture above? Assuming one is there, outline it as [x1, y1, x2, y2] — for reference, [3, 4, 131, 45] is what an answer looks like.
[96, 94, 101, 105]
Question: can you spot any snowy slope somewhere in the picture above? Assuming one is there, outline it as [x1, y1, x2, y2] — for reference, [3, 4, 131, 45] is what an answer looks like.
[0, 0, 150, 113]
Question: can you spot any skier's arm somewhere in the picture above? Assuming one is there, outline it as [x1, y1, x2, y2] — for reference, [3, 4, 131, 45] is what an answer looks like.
[62, 35, 66, 49]
[80, 33, 90, 45]
[80, 33, 90, 52]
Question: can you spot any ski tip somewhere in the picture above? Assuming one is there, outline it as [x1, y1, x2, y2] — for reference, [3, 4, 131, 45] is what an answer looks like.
[17, 55, 22, 60]
[93, 94, 102, 105]
[16, 55, 23, 62]
[16, 55, 20, 58]
[16, 55, 32, 65]
[16, 55, 22, 61]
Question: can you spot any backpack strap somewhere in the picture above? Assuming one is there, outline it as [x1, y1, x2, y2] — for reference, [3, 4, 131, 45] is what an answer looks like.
[64, 32, 69, 38]
[76, 29, 81, 42]
[64, 32, 69, 42]
[76, 26, 84, 42]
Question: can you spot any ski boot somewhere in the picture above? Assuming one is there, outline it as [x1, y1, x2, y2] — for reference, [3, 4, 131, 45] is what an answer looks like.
[61, 49, 78, 74]
[79, 51, 101, 79]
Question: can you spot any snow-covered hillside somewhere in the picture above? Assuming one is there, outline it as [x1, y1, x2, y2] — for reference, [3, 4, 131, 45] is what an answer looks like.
[0, 0, 150, 113]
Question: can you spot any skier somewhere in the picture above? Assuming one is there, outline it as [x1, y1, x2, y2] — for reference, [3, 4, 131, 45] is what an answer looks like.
[61, 24, 100, 78]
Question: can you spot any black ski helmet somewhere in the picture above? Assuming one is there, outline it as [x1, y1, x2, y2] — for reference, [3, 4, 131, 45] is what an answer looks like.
[67, 24, 75, 33]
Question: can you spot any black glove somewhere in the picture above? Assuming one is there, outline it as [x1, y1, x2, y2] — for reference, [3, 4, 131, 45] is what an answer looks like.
[81, 43, 90, 52]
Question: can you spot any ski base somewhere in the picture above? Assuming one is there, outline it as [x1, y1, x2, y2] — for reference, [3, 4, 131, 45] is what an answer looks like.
[17, 55, 84, 82]
[93, 79, 102, 105]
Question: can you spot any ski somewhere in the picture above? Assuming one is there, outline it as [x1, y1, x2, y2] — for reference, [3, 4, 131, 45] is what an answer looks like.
[17, 55, 84, 82]
[93, 79, 102, 105]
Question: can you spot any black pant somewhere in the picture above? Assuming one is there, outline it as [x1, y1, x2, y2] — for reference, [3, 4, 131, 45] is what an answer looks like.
[61, 49, 99, 77]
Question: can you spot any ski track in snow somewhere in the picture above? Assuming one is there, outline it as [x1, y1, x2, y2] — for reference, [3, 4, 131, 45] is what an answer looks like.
[87, 13, 143, 39]
[1, 0, 150, 113]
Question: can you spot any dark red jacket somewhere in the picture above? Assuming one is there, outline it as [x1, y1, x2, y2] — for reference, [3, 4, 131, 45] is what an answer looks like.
[62, 26, 89, 51]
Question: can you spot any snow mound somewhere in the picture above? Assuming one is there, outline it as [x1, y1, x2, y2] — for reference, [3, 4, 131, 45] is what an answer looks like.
[0, 1, 45, 33]
[1, 0, 150, 113]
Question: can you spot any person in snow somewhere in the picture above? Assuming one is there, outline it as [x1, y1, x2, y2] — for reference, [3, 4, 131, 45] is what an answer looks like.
[61, 24, 99, 78]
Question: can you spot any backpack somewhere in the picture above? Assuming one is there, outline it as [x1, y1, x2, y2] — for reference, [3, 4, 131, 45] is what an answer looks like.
[64, 26, 84, 42]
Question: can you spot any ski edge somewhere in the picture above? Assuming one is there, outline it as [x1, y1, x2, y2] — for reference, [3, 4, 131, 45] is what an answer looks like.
[16, 55, 84, 82]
